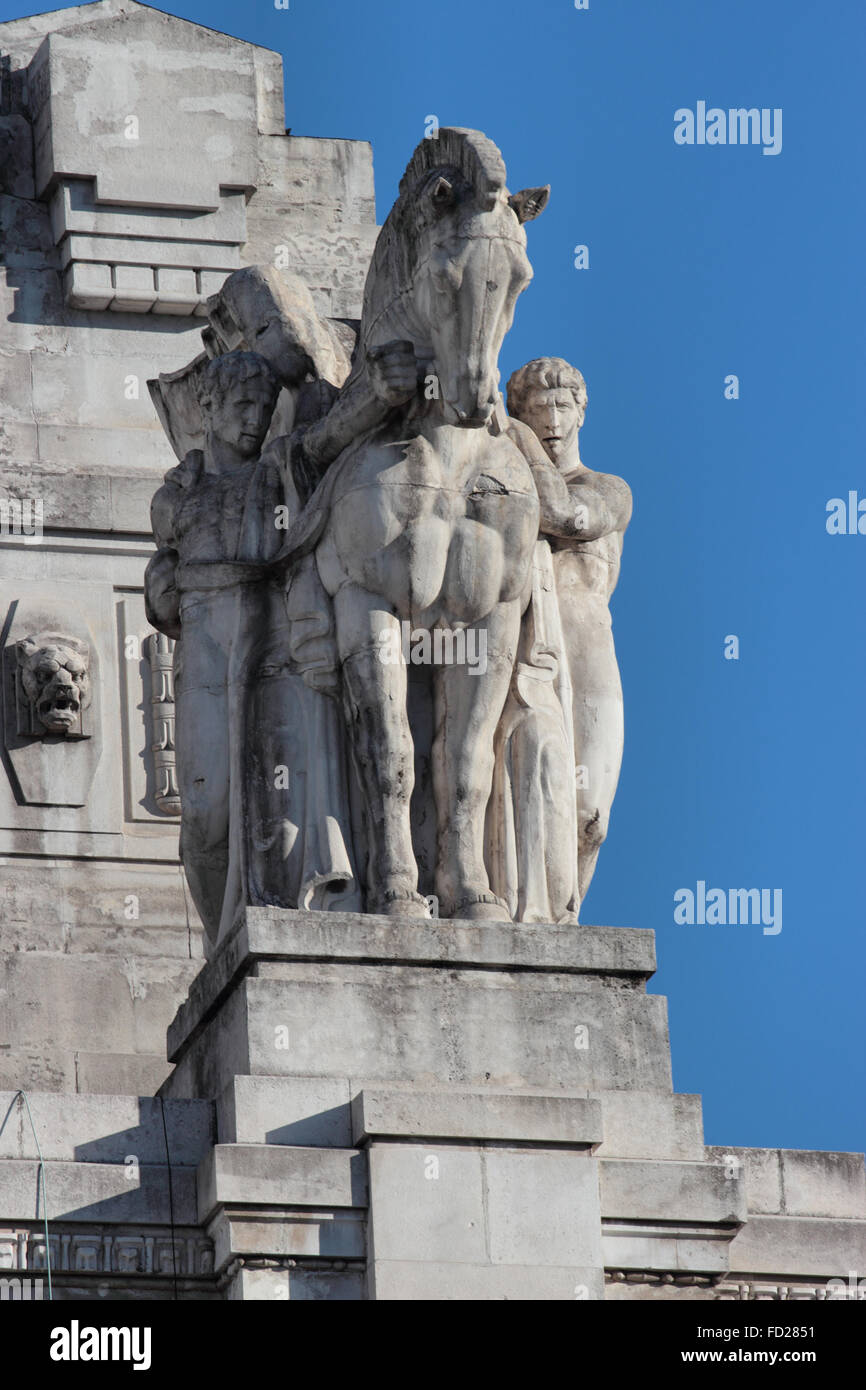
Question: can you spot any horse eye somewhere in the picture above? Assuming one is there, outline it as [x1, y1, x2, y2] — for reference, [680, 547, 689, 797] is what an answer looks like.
[430, 176, 455, 211]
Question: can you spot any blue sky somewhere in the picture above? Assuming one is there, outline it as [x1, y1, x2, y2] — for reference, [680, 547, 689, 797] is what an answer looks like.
[3, 0, 863, 1154]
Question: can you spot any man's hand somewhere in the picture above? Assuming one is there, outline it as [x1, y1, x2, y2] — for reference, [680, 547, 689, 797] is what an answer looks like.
[144, 547, 181, 640]
[366, 340, 419, 407]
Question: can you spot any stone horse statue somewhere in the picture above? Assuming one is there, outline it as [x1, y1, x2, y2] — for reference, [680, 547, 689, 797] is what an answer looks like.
[283, 128, 550, 921]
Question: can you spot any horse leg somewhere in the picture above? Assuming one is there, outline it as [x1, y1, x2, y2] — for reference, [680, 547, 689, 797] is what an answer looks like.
[333, 583, 429, 918]
[432, 599, 521, 920]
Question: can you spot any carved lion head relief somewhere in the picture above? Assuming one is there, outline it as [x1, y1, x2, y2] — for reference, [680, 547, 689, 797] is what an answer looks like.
[16, 632, 92, 736]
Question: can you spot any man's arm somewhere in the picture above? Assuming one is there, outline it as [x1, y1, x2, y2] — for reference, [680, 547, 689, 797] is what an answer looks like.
[290, 342, 419, 501]
[146, 462, 193, 640]
[507, 417, 632, 541]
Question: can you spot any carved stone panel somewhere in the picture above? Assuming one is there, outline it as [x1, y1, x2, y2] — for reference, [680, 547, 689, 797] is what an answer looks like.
[1, 601, 102, 808]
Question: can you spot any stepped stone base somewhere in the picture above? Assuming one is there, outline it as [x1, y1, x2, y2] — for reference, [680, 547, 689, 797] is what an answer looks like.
[0, 909, 863, 1300]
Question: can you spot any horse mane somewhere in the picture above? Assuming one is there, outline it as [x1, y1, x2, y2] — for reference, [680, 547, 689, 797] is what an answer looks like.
[352, 128, 509, 368]
[398, 127, 507, 210]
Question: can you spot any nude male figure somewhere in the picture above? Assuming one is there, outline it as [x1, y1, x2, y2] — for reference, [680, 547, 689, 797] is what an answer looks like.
[506, 358, 632, 904]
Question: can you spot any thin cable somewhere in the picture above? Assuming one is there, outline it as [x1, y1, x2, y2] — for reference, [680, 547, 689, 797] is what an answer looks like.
[159, 1095, 179, 1300]
[15, 1091, 52, 1300]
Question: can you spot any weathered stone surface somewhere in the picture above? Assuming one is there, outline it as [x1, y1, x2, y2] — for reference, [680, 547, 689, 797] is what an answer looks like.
[706, 1145, 866, 1220]
[210, 1208, 365, 1268]
[366, 1143, 603, 1300]
[602, 1221, 734, 1274]
[371, 1261, 603, 1302]
[1, 0, 862, 1306]
[197, 1144, 367, 1223]
[352, 1087, 602, 1146]
[0, 1159, 196, 1224]
[162, 913, 670, 1103]
[726, 1215, 866, 1279]
[217, 1075, 354, 1148]
[593, 1090, 705, 1161]
[227, 1265, 364, 1301]
[0, 1092, 213, 1165]
[167, 908, 657, 1061]
[599, 1158, 747, 1225]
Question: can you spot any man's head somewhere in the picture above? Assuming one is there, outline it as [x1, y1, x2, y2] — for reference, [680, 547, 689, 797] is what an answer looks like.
[196, 352, 281, 462]
[507, 357, 587, 467]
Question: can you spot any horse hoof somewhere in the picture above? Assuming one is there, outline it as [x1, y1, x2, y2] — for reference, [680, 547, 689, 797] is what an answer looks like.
[449, 893, 511, 922]
[374, 889, 431, 920]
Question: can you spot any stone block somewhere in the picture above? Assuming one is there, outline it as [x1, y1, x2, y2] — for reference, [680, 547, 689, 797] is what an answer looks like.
[0, 196, 56, 269]
[594, 1090, 705, 1161]
[0, 420, 39, 471]
[366, 1142, 603, 1300]
[228, 1265, 364, 1301]
[602, 1222, 733, 1274]
[0, 1092, 213, 1165]
[163, 911, 668, 1103]
[112, 265, 157, 314]
[484, 1149, 603, 1267]
[0, 859, 192, 955]
[217, 1075, 354, 1148]
[152, 268, 200, 316]
[73, 1053, 174, 1098]
[29, 349, 163, 431]
[706, 1145, 782, 1214]
[599, 1158, 747, 1225]
[197, 1144, 367, 1223]
[0, 1046, 76, 1094]
[727, 1215, 866, 1280]
[31, 15, 258, 209]
[34, 424, 170, 471]
[352, 1087, 602, 1146]
[371, 1262, 604, 1302]
[0, 1159, 196, 1224]
[366, 1144, 487, 1266]
[50, 180, 248, 247]
[64, 260, 112, 310]
[0, 349, 35, 423]
[0, 114, 36, 198]
[705, 1146, 866, 1220]
[209, 1208, 365, 1270]
[780, 1150, 866, 1219]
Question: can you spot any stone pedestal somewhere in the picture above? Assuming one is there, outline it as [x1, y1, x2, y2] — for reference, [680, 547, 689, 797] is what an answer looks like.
[160, 908, 745, 1300]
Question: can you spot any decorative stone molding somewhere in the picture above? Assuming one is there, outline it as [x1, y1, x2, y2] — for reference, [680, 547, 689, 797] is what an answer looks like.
[27, 2, 260, 316]
[605, 1270, 860, 1300]
[0, 1225, 214, 1277]
[145, 632, 181, 816]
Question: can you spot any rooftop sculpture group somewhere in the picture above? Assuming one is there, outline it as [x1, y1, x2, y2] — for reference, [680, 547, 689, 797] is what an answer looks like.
[145, 128, 630, 952]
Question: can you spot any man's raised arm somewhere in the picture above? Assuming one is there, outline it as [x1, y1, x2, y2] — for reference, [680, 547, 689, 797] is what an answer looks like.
[507, 416, 632, 541]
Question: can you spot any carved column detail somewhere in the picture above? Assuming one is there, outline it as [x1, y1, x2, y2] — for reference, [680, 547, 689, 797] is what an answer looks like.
[145, 632, 181, 816]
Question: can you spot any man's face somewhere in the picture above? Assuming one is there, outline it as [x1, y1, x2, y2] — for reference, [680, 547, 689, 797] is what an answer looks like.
[520, 387, 583, 466]
[209, 377, 275, 459]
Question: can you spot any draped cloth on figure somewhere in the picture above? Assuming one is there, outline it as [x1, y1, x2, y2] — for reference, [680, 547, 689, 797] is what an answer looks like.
[219, 436, 362, 946]
[167, 436, 362, 952]
[485, 538, 580, 924]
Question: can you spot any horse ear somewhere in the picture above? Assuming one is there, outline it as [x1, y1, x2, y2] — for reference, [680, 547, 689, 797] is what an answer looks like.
[508, 185, 550, 223]
[430, 176, 456, 211]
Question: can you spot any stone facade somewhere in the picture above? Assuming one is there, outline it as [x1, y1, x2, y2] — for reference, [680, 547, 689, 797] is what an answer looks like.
[0, 0, 376, 1095]
[0, 0, 863, 1301]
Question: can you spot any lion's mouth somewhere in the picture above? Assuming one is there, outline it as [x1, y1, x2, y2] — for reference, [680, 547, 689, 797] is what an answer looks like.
[39, 698, 79, 729]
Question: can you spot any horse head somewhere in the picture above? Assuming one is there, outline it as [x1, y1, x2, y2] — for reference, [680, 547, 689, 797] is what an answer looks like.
[360, 128, 549, 428]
